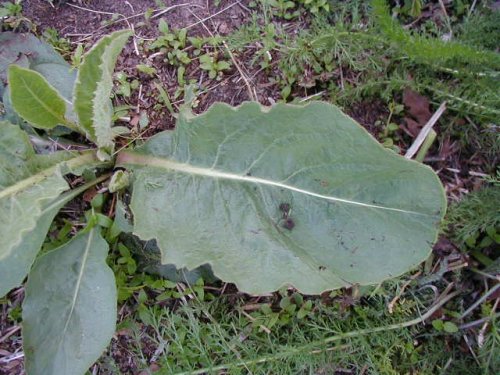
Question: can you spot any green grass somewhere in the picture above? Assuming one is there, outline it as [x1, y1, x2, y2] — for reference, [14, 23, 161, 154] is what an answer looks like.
[94, 269, 496, 374]
[226, 0, 500, 165]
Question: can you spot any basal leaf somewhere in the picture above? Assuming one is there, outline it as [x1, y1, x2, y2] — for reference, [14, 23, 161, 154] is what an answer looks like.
[73, 30, 131, 157]
[0, 32, 67, 83]
[0, 121, 103, 262]
[0, 180, 103, 297]
[23, 227, 117, 375]
[8, 65, 69, 129]
[0, 201, 61, 297]
[117, 102, 446, 294]
[1, 33, 77, 126]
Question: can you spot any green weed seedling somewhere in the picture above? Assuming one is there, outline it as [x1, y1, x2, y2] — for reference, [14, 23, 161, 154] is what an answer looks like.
[376, 101, 404, 151]
[0, 26, 447, 375]
[42, 27, 72, 57]
[136, 63, 157, 77]
[114, 71, 139, 98]
[199, 52, 232, 79]
[267, 0, 300, 20]
[149, 19, 191, 66]
[0, 0, 27, 30]
[71, 43, 85, 68]
[0, 0, 21, 17]
[187, 35, 205, 56]
[297, 0, 330, 15]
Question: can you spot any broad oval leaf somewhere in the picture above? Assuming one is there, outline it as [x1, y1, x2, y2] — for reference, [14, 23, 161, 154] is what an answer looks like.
[73, 30, 131, 157]
[118, 102, 446, 294]
[23, 227, 117, 375]
[8, 65, 69, 129]
[0, 122, 69, 262]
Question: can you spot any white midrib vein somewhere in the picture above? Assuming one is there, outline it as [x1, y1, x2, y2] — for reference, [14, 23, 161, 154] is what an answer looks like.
[120, 153, 432, 217]
[58, 229, 94, 351]
[18, 72, 68, 124]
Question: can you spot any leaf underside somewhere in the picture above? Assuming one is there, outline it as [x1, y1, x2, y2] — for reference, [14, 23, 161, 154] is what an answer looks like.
[0, 122, 70, 263]
[23, 227, 117, 375]
[0, 121, 106, 296]
[0, 199, 61, 297]
[118, 102, 447, 295]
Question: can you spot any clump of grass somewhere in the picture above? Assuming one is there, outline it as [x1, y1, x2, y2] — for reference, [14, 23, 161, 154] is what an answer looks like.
[371, 0, 500, 72]
[445, 177, 500, 248]
[458, 8, 500, 51]
[96, 264, 488, 374]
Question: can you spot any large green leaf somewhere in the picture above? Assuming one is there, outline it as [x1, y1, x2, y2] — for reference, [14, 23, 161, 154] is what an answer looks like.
[117, 102, 446, 294]
[0, 121, 103, 262]
[0, 199, 61, 297]
[23, 227, 117, 375]
[0, 32, 77, 125]
[0, 32, 67, 83]
[73, 30, 131, 158]
[0, 178, 107, 297]
[8, 65, 70, 129]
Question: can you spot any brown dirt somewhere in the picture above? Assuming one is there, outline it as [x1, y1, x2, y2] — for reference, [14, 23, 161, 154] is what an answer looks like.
[23, 0, 249, 40]
[21, 0, 283, 136]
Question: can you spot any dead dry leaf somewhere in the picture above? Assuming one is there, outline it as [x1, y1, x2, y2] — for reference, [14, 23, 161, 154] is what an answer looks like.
[403, 88, 432, 137]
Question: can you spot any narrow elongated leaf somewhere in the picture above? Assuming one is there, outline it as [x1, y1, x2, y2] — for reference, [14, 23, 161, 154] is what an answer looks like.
[0, 121, 102, 262]
[73, 30, 131, 157]
[0, 200, 60, 297]
[117, 102, 446, 294]
[23, 227, 117, 375]
[8, 65, 69, 129]
[0, 179, 105, 297]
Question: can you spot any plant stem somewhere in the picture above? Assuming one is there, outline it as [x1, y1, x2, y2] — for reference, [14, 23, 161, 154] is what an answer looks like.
[460, 284, 500, 320]
[174, 291, 460, 375]
[44, 173, 112, 212]
[416, 129, 437, 163]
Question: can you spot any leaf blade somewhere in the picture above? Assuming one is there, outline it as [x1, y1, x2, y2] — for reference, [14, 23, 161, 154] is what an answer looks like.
[22, 227, 117, 375]
[0, 122, 103, 262]
[0, 177, 108, 297]
[73, 30, 131, 155]
[118, 102, 447, 294]
[8, 65, 68, 129]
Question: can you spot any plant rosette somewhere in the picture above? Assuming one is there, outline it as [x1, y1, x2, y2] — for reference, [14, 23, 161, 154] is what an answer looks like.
[0, 28, 446, 375]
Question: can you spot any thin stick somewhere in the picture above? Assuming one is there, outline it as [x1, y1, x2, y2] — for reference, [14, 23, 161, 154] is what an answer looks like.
[388, 271, 421, 314]
[458, 312, 500, 329]
[460, 284, 500, 319]
[0, 326, 21, 344]
[187, 8, 257, 101]
[185, 1, 242, 30]
[405, 102, 446, 159]
[66, 2, 118, 16]
[151, 3, 202, 19]
[468, 0, 478, 17]
[223, 40, 257, 101]
[174, 291, 459, 375]
[437, 0, 453, 39]
[67, 3, 194, 44]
